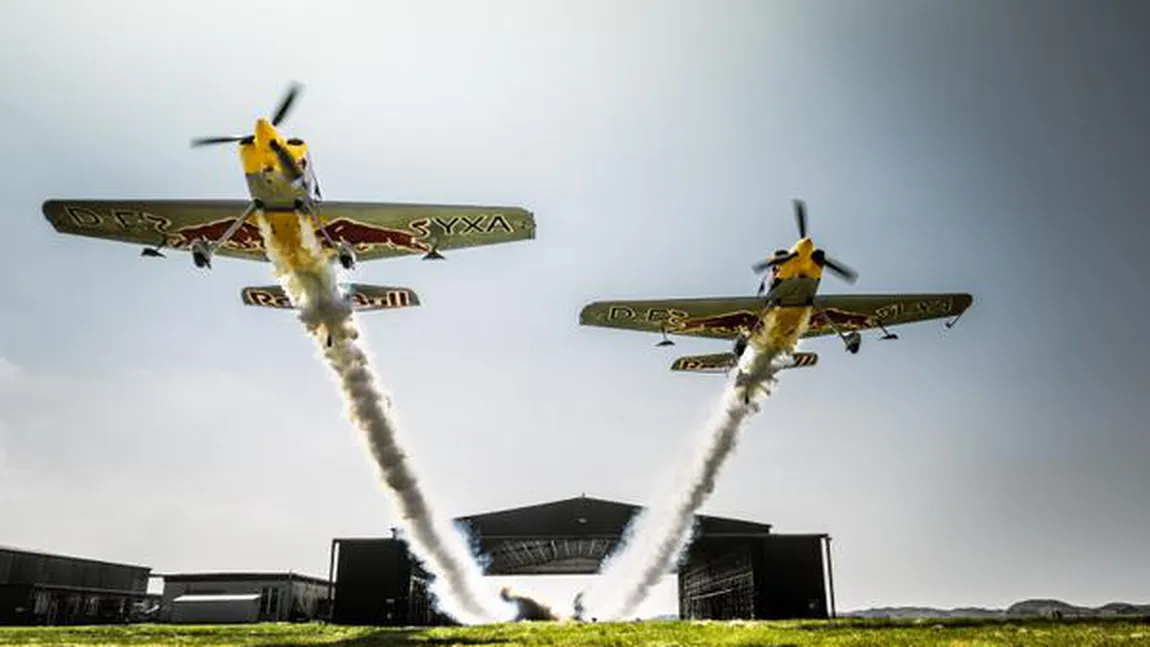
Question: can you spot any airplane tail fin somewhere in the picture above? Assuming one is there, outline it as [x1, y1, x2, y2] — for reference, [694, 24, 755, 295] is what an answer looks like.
[670, 351, 818, 373]
[240, 283, 421, 311]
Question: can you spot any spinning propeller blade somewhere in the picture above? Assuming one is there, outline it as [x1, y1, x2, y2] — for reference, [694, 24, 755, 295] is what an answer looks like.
[821, 255, 858, 283]
[752, 199, 860, 285]
[269, 139, 303, 180]
[190, 82, 304, 148]
[271, 82, 302, 126]
[751, 251, 798, 273]
[190, 135, 246, 147]
[794, 199, 808, 239]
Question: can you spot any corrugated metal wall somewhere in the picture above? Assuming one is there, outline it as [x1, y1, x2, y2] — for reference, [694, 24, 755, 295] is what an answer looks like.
[0, 549, 148, 593]
[330, 539, 414, 625]
[679, 535, 829, 621]
[678, 538, 757, 619]
[752, 535, 828, 619]
[329, 539, 451, 626]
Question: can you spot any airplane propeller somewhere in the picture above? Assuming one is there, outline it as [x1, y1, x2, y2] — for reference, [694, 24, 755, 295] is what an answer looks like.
[270, 83, 301, 126]
[751, 250, 797, 274]
[189, 135, 248, 146]
[795, 199, 808, 239]
[752, 199, 859, 287]
[813, 248, 858, 283]
[268, 139, 304, 181]
[190, 82, 303, 148]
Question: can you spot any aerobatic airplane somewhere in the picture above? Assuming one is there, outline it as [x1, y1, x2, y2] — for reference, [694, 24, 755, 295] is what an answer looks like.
[42, 82, 535, 300]
[579, 200, 972, 401]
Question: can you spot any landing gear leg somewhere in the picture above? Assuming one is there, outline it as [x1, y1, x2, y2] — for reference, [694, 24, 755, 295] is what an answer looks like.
[141, 235, 168, 258]
[813, 306, 861, 354]
[204, 201, 259, 259]
[876, 320, 899, 340]
[422, 237, 445, 261]
[308, 210, 340, 249]
[307, 210, 357, 271]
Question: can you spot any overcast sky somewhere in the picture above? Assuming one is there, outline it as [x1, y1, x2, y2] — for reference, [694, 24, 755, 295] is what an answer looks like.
[1, 0, 1148, 615]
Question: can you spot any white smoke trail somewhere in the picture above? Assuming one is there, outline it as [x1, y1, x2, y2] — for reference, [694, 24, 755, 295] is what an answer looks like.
[255, 217, 518, 625]
[576, 346, 793, 620]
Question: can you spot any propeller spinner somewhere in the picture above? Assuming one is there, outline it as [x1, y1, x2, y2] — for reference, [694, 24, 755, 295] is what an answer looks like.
[752, 199, 858, 284]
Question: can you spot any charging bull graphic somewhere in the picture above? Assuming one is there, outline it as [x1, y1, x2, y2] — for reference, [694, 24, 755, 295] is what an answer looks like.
[173, 219, 266, 252]
[806, 307, 874, 334]
[317, 219, 431, 254]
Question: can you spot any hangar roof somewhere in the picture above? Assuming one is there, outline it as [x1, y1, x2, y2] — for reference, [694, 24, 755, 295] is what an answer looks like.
[454, 495, 772, 539]
[158, 572, 330, 586]
[448, 496, 772, 575]
[0, 543, 151, 572]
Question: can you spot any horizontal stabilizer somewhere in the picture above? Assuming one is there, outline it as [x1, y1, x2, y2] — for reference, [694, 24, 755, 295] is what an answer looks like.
[240, 283, 421, 311]
[670, 351, 818, 373]
[670, 353, 737, 373]
[786, 351, 819, 368]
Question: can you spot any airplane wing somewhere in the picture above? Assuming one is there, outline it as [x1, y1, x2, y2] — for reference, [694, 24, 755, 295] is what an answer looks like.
[43, 199, 535, 262]
[43, 199, 268, 261]
[579, 297, 766, 340]
[314, 202, 535, 261]
[579, 292, 973, 340]
[805, 293, 973, 337]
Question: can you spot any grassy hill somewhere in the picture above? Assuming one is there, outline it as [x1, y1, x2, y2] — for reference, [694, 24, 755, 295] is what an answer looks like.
[1, 617, 1148, 647]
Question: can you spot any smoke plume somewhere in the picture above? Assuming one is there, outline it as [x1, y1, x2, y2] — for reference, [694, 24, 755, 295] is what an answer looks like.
[255, 216, 518, 624]
[576, 346, 793, 620]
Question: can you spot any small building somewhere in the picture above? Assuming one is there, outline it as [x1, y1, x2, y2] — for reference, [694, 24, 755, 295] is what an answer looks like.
[158, 572, 330, 622]
[170, 594, 261, 624]
[328, 537, 449, 626]
[0, 544, 155, 625]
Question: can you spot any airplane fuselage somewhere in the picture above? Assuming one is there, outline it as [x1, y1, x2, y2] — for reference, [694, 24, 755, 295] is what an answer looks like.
[734, 279, 820, 395]
[238, 118, 318, 209]
[733, 241, 826, 400]
[234, 118, 329, 264]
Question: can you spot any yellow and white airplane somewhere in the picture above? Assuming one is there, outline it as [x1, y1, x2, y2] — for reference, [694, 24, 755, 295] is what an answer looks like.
[580, 200, 973, 402]
[43, 82, 535, 280]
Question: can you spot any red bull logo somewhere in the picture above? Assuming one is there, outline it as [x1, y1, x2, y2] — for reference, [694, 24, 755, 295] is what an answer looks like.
[243, 288, 293, 308]
[243, 286, 418, 311]
[671, 354, 736, 372]
[807, 308, 872, 333]
[347, 289, 415, 309]
[678, 311, 760, 335]
[172, 220, 265, 252]
[319, 219, 430, 253]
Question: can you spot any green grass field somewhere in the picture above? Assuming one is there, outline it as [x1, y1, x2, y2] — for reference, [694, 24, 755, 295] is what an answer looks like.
[0, 617, 1148, 647]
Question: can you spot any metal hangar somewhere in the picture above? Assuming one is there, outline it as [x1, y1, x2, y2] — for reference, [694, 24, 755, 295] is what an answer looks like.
[327, 495, 835, 624]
